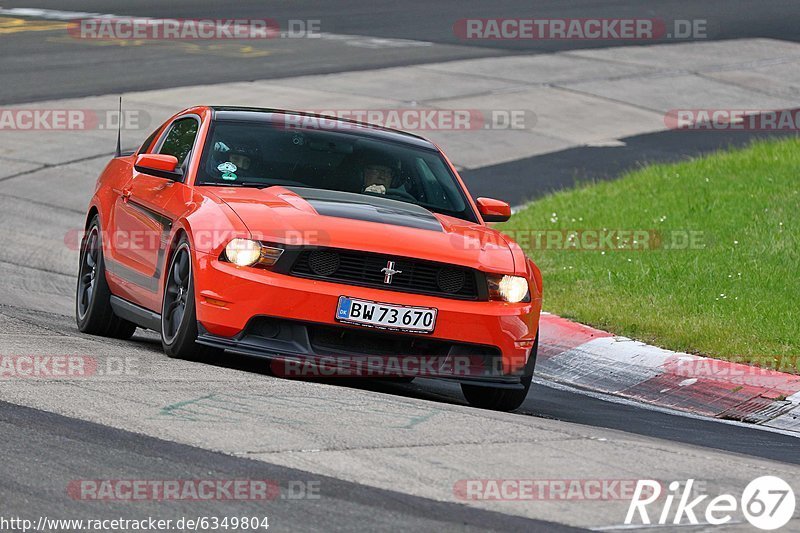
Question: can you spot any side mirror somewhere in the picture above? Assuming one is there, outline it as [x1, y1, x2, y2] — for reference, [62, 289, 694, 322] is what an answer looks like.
[476, 197, 511, 223]
[134, 153, 182, 181]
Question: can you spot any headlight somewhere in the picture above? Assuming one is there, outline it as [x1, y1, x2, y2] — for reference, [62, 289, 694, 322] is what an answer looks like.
[224, 239, 285, 267]
[224, 239, 284, 267]
[488, 275, 530, 303]
[225, 239, 262, 267]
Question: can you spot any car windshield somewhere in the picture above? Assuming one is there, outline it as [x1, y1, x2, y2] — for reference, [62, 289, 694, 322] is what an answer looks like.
[196, 119, 475, 221]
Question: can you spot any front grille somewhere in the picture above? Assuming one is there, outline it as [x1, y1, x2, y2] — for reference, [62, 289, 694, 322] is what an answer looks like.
[437, 268, 466, 293]
[308, 250, 340, 276]
[290, 248, 482, 300]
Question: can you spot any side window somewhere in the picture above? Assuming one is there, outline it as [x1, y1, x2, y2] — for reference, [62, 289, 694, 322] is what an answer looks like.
[159, 117, 199, 166]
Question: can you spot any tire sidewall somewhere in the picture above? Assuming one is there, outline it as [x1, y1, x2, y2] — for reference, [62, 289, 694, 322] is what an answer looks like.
[76, 218, 103, 328]
[161, 239, 199, 355]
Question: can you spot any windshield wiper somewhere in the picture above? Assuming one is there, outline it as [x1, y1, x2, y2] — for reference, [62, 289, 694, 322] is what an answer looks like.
[237, 182, 275, 189]
[197, 181, 291, 189]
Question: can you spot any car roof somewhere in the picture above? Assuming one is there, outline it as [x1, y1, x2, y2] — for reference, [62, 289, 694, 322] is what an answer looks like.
[209, 106, 437, 150]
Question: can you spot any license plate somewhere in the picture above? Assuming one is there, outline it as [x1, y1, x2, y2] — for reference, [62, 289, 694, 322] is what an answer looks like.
[336, 296, 437, 333]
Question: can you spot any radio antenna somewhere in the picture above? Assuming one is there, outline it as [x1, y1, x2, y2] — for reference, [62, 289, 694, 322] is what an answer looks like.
[115, 95, 122, 158]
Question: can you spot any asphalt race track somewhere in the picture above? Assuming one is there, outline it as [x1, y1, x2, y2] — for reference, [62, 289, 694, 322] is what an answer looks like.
[0, 399, 575, 532]
[1, 1, 799, 531]
[1, 0, 799, 104]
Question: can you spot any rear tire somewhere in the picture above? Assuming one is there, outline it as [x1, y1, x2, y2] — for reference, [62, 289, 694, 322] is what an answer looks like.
[161, 238, 215, 361]
[75, 216, 137, 339]
[461, 334, 538, 412]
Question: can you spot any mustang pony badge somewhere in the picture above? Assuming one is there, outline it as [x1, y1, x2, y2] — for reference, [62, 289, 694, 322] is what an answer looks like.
[381, 261, 402, 284]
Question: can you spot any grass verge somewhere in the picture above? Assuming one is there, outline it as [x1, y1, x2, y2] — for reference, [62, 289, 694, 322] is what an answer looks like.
[502, 138, 799, 372]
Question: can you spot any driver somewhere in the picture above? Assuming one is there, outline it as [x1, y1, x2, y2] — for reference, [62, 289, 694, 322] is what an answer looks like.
[363, 163, 394, 195]
[229, 149, 252, 172]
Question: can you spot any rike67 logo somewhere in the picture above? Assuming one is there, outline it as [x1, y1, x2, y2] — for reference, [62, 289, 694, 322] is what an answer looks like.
[626, 477, 796, 530]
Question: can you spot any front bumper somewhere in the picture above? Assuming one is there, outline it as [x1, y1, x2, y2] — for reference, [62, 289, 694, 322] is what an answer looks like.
[193, 253, 541, 381]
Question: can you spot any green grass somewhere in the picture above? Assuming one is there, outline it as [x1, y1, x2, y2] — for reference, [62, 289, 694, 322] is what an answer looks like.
[502, 138, 800, 372]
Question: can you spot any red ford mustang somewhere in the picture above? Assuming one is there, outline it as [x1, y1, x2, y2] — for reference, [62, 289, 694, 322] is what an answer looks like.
[76, 106, 542, 411]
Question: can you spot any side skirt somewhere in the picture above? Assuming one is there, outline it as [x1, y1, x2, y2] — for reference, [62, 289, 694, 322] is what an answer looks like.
[110, 296, 161, 331]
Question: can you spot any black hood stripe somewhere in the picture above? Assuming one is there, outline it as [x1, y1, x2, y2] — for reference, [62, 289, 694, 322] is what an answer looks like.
[286, 187, 443, 232]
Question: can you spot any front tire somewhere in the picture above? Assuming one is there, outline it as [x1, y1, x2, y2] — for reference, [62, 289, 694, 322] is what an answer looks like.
[161, 238, 214, 360]
[461, 334, 538, 412]
[75, 216, 137, 339]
